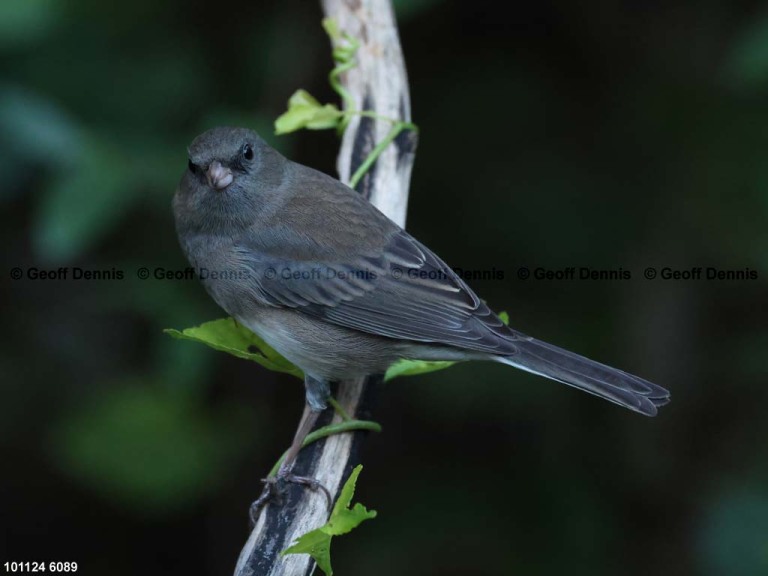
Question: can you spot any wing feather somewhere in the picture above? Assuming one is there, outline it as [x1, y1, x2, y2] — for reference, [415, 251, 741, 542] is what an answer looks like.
[237, 222, 520, 354]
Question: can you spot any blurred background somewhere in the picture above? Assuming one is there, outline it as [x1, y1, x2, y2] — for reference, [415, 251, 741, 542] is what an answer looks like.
[2, 0, 768, 574]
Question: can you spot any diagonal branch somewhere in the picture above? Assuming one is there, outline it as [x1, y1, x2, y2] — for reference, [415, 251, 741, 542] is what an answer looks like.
[233, 1, 416, 575]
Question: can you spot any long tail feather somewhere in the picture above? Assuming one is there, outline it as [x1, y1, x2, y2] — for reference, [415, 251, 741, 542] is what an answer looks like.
[496, 338, 670, 416]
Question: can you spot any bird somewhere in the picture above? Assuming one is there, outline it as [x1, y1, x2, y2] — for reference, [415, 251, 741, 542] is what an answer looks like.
[173, 126, 670, 483]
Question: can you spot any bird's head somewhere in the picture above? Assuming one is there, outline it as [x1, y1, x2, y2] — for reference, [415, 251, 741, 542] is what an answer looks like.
[174, 127, 285, 234]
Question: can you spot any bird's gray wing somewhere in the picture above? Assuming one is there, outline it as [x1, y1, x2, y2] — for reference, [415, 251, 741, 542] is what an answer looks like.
[235, 225, 519, 355]
[231, 164, 669, 416]
[236, 230, 671, 415]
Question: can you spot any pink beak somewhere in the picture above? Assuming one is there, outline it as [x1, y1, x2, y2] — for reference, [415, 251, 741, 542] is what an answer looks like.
[206, 161, 234, 190]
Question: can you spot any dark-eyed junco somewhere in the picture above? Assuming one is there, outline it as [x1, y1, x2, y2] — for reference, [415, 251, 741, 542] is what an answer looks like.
[173, 127, 669, 475]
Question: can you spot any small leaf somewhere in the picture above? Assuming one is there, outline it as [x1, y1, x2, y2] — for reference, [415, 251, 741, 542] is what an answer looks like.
[286, 529, 333, 575]
[283, 465, 376, 575]
[324, 465, 377, 536]
[498, 310, 510, 325]
[274, 89, 343, 135]
[384, 358, 457, 381]
[288, 89, 323, 109]
[164, 317, 303, 379]
[321, 17, 341, 41]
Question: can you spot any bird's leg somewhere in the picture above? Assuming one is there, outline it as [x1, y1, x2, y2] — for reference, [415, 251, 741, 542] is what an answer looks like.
[249, 377, 332, 523]
[277, 405, 322, 476]
[278, 375, 330, 476]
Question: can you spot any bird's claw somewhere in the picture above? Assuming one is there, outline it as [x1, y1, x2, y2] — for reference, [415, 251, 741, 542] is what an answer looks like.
[249, 473, 333, 527]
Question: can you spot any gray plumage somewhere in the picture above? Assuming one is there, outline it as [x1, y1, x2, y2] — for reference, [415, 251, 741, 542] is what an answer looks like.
[174, 127, 670, 416]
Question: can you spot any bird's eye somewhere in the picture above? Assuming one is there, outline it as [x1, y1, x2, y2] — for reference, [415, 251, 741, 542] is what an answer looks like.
[188, 159, 198, 174]
[242, 143, 254, 161]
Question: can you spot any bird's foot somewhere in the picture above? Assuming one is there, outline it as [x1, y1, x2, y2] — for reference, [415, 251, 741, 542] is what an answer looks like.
[249, 473, 332, 527]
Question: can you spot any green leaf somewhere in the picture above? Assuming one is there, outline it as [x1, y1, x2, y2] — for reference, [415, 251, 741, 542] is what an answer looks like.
[288, 529, 333, 575]
[274, 89, 343, 135]
[498, 310, 510, 325]
[324, 465, 377, 536]
[384, 359, 457, 381]
[321, 17, 341, 41]
[283, 465, 376, 575]
[164, 317, 303, 379]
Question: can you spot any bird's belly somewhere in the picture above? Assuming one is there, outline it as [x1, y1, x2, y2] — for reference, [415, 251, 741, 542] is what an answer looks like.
[237, 308, 401, 382]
